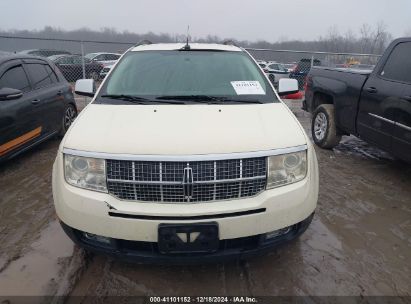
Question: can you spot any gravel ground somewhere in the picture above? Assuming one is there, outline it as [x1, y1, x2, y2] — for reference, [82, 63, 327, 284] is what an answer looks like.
[0, 99, 410, 302]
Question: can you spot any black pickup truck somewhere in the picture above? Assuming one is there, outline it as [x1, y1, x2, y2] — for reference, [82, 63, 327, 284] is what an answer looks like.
[304, 37, 411, 162]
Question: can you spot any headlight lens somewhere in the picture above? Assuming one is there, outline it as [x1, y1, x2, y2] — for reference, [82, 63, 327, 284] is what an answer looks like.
[64, 154, 107, 192]
[267, 150, 307, 189]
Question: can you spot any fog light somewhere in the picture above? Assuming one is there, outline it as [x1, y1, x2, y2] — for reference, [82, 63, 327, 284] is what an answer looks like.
[83, 232, 111, 245]
[265, 226, 292, 240]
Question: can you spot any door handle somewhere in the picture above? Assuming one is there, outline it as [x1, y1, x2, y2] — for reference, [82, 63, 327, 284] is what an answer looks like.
[31, 99, 41, 105]
[366, 87, 378, 93]
[57, 90, 63, 96]
[403, 96, 411, 102]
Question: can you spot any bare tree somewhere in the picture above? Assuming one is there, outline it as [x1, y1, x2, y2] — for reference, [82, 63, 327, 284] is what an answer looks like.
[0, 23, 393, 56]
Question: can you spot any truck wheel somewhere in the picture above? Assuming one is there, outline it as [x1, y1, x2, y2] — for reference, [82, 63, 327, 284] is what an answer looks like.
[269, 74, 275, 83]
[59, 104, 77, 137]
[311, 104, 341, 149]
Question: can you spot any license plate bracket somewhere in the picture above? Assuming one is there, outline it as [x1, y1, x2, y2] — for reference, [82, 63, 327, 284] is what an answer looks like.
[158, 222, 219, 254]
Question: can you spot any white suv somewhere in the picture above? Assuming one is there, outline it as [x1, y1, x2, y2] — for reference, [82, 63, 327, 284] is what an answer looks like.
[52, 42, 318, 263]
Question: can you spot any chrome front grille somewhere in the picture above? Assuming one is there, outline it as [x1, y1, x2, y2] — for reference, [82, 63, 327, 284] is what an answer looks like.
[106, 158, 267, 203]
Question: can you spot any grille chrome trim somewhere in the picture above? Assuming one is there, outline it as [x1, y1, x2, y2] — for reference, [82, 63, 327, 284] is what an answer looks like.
[63, 145, 307, 161]
[106, 158, 267, 203]
[107, 175, 266, 185]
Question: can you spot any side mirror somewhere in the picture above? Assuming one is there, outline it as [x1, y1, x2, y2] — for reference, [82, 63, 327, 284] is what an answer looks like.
[0, 88, 23, 101]
[278, 79, 299, 96]
[75, 79, 95, 97]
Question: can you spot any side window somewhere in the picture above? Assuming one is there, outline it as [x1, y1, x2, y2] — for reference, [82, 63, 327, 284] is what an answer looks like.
[269, 64, 279, 70]
[380, 42, 411, 83]
[0, 65, 31, 92]
[107, 54, 120, 60]
[58, 57, 71, 64]
[72, 57, 83, 64]
[95, 55, 104, 61]
[26, 63, 52, 89]
[44, 65, 59, 83]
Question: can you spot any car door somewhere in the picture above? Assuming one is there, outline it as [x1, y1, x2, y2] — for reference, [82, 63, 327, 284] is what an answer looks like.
[383, 42, 411, 162]
[24, 60, 64, 135]
[357, 41, 411, 153]
[392, 83, 411, 162]
[0, 60, 41, 158]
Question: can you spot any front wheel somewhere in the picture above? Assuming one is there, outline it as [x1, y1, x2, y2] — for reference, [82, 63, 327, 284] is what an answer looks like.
[59, 104, 77, 137]
[269, 74, 275, 83]
[311, 104, 341, 149]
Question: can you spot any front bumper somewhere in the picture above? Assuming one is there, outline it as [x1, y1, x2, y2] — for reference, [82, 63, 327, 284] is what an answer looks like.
[52, 144, 318, 243]
[60, 213, 314, 264]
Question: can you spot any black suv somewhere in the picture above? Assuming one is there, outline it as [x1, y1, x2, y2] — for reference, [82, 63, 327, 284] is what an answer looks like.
[0, 54, 77, 162]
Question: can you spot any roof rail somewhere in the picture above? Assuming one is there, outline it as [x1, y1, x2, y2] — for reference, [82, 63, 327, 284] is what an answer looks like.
[134, 40, 153, 47]
[222, 40, 237, 46]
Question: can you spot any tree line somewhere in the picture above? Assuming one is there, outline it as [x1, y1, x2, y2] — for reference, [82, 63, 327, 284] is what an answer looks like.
[0, 22, 394, 56]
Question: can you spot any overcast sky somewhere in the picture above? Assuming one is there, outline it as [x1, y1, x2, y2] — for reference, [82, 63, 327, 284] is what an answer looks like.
[1, 0, 410, 42]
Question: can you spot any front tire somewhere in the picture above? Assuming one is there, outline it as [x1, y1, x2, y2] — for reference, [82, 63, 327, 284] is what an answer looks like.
[311, 104, 341, 149]
[59, 104, 77, 137]
[269, 74, 275, 83]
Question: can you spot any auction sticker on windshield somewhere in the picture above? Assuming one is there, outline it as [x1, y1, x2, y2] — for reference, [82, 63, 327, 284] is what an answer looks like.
[231, 81, 265, 95]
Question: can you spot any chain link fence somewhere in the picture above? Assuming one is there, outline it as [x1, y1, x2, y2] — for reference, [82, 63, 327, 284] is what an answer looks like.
[246, 48, 381, 90]
[0, 35, 134, 90]
[0, 35, 381, 94]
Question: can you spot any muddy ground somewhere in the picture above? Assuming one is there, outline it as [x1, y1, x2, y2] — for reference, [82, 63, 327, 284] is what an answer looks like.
[0, 99, 410, 302]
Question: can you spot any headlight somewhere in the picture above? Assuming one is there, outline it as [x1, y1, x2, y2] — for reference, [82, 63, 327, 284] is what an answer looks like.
[64, 154, 107, 192]
[267, 150, 307, 189]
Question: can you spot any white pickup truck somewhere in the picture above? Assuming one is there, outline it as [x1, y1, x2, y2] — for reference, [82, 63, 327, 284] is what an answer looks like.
[52, 42, 319, 263]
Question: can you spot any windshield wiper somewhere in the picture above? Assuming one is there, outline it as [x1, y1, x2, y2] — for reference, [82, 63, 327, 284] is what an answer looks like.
[100, 94, 186, 104]
[101, 94, 152, 103]
[156, 95, 263, 104]
[218, 99, 264, 104]
[102, 94, 263, 104]
[156, 95, 221, 103]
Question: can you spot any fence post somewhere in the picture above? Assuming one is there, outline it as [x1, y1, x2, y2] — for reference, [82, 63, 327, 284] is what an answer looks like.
[80, 41, 87, 107]
[311, 54, 314, 68]
[80, 41, 86, 79]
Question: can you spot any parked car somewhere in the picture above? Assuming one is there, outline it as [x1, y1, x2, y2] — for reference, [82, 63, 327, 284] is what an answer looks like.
[53, 42, 319, 263]
[0, 53, 77, 163]
[85, 52, 121, 66]
[289, 58, 321, 89]
[257, 60, 268, 69]
[348, 64, 375, 71]
[49, 55, 104, 82]
[19, 49, 71, 57]
[334, 63, 348, 68]
[265, 62, 290, 85]
[283, 63, 296, 73]
[304, 37, 411, 163]
[99, 63, 114, 79]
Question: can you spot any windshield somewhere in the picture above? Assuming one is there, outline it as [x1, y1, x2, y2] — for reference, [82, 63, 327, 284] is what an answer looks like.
[97, 50, 278, 104]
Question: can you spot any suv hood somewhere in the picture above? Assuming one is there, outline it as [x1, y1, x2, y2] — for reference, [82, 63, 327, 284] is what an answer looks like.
[64, 103, 307, 155]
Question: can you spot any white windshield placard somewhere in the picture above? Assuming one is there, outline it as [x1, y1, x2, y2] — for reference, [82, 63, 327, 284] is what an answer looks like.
[231, 81, 266, 95]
